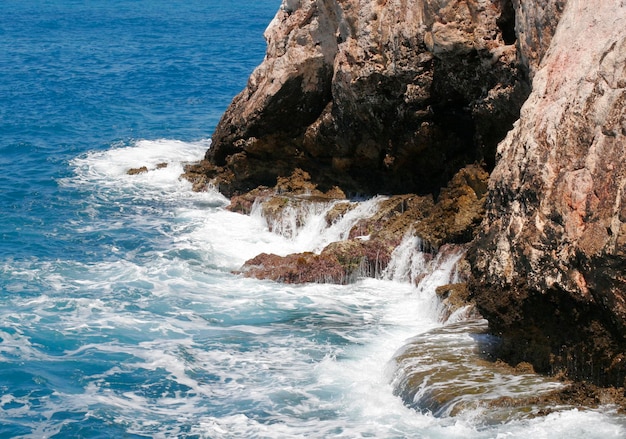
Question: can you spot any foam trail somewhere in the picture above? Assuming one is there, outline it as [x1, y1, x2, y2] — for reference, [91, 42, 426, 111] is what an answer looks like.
[383, 232, 429, 283]
[310, 196, 386, 250]
[254, 198, 335, 243]
[252, 196, 387, 253]
[1, 139, 622, 438]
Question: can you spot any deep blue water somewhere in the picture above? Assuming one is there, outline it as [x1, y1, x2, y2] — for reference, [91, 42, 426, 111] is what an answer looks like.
[1, 1, 626, 438]
[1, 0, 275, 262]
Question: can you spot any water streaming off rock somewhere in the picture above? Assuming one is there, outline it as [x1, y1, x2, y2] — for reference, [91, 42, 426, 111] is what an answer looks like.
[2, 134, 625, 439]
[1, 1, 625, 437]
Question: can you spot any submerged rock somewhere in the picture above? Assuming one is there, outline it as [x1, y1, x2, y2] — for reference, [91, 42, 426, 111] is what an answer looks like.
[128, 163, 168, 175]
[391, 320, 626, 417]
[127, 166, 148, 175]
[389, 319, 565, 419]
[488, 381, 626, 416]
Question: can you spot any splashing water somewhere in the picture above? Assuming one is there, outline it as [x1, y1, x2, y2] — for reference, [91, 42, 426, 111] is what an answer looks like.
[1, 0, 625, 434]
[0, 140, 625, 438]
[251, 196, 387, 253]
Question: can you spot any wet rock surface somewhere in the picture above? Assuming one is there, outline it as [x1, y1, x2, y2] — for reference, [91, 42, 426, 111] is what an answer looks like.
[488, 381, 626, 416]
[435, 282, 481, 322]
[391, 319, 626, 417]
[182, 0, 626, 409]
[127, 166, 148, 175]
[234, 166, 485, 284]
[390, 319, 563, 419]
[235, 193, 431, 284]
[414, 164, 489, 248]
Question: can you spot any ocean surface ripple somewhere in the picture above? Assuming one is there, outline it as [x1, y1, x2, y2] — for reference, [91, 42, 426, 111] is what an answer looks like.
[1, 1, 625, 438]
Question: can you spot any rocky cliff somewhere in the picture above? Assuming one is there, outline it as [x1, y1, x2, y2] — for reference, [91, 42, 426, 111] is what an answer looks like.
[188, 0, 527, 197]
[469, 0, 626, 387]
[187, 0, 626, 388]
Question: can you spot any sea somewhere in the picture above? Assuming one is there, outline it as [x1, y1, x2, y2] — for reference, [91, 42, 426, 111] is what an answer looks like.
[1, 1, 625, 438]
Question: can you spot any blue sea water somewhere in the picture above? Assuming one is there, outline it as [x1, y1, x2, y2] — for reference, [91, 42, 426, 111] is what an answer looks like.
[1, 0, 273, 262]
[1, 1, 626, 438]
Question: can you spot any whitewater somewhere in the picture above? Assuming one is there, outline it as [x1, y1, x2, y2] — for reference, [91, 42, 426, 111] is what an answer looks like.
[1, 1, 625, 437]
[0, 139, 621, 438]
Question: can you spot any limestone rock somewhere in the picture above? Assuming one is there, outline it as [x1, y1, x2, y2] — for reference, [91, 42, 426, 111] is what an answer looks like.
[513, 0, 567, 78]
[468, 0, 626, 386]
[197, 0, 528, 197]
[184, 0, 626, 391]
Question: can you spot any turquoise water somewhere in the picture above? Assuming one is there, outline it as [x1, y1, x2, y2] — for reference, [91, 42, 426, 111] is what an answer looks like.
[1, 1, 626, 438]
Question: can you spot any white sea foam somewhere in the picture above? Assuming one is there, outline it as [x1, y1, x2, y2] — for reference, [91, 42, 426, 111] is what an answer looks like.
[69, 138, 210, 182]
[1, 139, 624, 438]
[383, 232, 429, 283]
[250, 195, 387, 254]
[63, 138, 228, 214]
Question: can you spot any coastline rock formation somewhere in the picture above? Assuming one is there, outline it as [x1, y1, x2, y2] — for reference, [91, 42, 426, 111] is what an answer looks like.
[469, 0, 626, 387]
[186, 0, 528, 197]
[233, 165, 487, 285]
[186, 0, 626, 390]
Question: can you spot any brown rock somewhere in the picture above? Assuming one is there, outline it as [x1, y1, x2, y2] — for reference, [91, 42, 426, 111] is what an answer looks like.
[226, 186, 274, 215]
[348, 194, 435, 243]
[415, 164, 489, 248]
[324, 201, 356, 226]
[235, 195, 418, 284]
[468, 0, 626, 387]
[488, 381, 626, 414]
[197, 0, 528, 197]
[236, 251, 349, 284]
[435, 282, 481, 322]
[181, 160, 233, 192]
[127, 166, 148, 175]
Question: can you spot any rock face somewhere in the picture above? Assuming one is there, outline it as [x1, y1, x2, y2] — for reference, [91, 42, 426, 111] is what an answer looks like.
[513, 0, 566, 78]
[187, 0, 626, 390]
[469, 0, 626, 386]
[196, 0, 528, 197]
